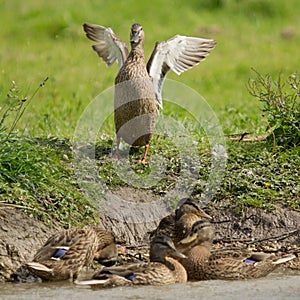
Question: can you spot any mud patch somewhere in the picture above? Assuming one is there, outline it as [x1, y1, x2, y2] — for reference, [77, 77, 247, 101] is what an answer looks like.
[0, 206, 60, 281]
[110, 186, 161, 203]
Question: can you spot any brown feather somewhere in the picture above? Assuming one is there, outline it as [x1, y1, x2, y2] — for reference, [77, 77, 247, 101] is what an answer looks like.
[26, 226, 117, 281]
[179, 220, 296, 280]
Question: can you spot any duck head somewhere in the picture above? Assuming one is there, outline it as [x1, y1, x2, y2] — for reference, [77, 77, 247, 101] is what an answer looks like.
[175, 198, 212, 221]
[179, 219, 215, 246]
[130, 23, 144, 47]
[150, 235, 186, 263]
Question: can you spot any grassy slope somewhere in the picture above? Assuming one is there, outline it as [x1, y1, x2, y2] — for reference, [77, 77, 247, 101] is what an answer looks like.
[0, 0, 299, 225]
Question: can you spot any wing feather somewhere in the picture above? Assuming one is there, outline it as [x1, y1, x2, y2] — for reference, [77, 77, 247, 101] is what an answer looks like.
[83, 23, 129, 70]
[147, 35, 216, 108]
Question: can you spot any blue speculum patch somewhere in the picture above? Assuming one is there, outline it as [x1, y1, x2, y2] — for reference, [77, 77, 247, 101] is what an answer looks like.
[53, 248, 68, 259]
[243, 258, 256, 265]
[126, 273, 137, 281]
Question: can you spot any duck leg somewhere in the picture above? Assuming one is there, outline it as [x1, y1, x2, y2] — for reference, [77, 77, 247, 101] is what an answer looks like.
[138, 143, 149, 163]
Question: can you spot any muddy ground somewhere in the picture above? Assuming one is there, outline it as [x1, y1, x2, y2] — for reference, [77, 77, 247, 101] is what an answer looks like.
[0, 188, 299, 282]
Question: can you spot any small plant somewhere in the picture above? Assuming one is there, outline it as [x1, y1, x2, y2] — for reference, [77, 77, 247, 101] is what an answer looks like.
[248, 70, 300, 147]
[0, 78, 48, 140]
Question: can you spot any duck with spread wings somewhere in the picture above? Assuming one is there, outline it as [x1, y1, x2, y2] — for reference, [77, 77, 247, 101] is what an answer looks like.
[83, 23, 216, 162]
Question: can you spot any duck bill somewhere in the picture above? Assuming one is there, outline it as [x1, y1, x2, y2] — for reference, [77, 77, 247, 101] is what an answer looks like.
[198, 210, 212, 220]
[130, 34, 139, 44]
[179, 233, 198, 245]
[170, 250, 186, 259]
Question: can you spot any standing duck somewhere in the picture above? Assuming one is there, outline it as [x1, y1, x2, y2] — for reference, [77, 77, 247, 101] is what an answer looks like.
[76, 235, 187, 287]
[179, 219, 296, 280]
[83, 23, 216, 162]
[26, 226, 118, 281]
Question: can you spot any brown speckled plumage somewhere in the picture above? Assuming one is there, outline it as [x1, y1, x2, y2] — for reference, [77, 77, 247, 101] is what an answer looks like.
[114, 25, 156, 148]
[149, 198, 211, 247]
[76, 235, 187, 287]
[179, 220, 296, 280]
[83, 23, 216, 162]
[26, 226, 117, 281]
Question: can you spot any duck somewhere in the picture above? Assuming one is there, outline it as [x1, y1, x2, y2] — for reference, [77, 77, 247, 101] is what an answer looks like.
[149, 198, 212, 247]
[75, 235, 187, 287]
[83, 23, 216, 162]
[26, 225, 118, 281]
[178, 219, 296, 280]
[174, 198, 212, 246]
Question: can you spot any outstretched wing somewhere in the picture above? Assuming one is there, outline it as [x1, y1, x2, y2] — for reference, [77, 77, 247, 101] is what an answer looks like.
[83, 23, 129, 70]
[147, 35, 216, 108]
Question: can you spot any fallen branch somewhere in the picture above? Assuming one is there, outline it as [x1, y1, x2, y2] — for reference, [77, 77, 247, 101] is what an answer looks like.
[247, 228, 300, 244]
[0, 202, 37, 211]
[225, 132, 267, 142]
[214, 228, 300, 245]
[224, 132, 252, 138]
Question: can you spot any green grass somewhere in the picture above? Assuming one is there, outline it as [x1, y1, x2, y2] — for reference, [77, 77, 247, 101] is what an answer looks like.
[0, 0, 299, 136]
[0, 0, 299, 226]
[212, 142, 300, 210]
[0, 134, 97, 226]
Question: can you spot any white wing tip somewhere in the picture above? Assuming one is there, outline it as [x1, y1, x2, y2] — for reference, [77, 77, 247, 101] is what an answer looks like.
[26, 262, 52, 272]
[75, 279, 110, 285]
[272, 254, 296, 265]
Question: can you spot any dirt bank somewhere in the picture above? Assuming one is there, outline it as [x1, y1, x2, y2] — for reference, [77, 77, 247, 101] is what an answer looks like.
[0, 189, 299, 282]
[0, 205, 60, 282]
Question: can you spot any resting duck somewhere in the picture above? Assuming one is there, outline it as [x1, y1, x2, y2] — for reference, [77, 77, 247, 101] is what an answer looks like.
[149, 198, 211, 247]
[26, 226, 118, 281]
[179, 219, 296, 280]
[83, 23, 216, 162]
[76, 235, 187, 287]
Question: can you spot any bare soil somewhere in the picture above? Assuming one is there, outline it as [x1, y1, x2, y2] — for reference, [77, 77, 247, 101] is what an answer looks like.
[0, 205, 60, 282]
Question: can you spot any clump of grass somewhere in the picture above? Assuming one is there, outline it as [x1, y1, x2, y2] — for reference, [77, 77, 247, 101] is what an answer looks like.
[0, 80, 96, 227]
[248, 70, 300, 147]
[213, 141, 300, 210]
